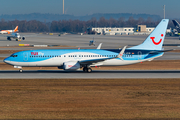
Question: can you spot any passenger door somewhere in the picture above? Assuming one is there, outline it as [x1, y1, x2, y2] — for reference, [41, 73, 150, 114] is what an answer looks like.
[138, 51, 142, 60]
[23, 52, 28, 61]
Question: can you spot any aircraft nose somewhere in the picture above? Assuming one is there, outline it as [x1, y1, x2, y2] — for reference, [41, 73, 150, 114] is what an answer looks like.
[3, 57, 10, 63]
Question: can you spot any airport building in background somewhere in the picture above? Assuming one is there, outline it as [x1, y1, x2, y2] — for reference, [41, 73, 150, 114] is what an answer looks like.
[89, 25, 171, 35]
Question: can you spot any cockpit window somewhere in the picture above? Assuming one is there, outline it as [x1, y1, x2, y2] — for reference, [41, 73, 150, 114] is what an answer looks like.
[10, 55, 18, 57]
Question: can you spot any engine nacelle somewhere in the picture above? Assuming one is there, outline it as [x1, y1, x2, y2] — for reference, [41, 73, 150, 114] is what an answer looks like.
[22, 37, 25, 40]
[63, 62, 80, 70]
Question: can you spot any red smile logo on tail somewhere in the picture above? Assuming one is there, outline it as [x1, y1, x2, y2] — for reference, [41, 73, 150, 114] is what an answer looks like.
[150, 34, 163, 45]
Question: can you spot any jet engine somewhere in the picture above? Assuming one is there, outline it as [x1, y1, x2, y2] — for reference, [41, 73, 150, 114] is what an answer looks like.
[63, 62, 80, 70]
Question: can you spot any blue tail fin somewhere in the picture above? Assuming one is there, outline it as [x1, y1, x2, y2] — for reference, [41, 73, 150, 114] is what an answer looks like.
[129, 19, 169, 50]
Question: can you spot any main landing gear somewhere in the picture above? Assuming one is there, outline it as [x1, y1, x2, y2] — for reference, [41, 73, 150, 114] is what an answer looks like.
[19, 69, 23, 73]
[83, 67, 92, 73]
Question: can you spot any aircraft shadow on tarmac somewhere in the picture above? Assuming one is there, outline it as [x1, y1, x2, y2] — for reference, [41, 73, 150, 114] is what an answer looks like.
[1, 70, 180, 73]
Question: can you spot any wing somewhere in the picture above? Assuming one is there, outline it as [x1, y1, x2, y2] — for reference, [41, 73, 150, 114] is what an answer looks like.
[80, 57, 114, 65]
[79, 46, 127, 66]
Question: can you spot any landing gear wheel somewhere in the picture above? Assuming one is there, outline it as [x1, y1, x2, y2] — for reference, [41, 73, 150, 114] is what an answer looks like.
[19, 69, 23, 73]
[83, 67, 87, 72]
[7, 37, 11, 41]
[83, 67, 92, 73]
[87, 68, 92, 73]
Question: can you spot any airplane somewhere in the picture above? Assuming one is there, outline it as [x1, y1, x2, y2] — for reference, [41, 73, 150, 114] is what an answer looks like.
[89, 38, 95, 46]
[0, 26, 18, 34]
[4, 19, 169, 73]
[7, 32, 25, 41]
[0, 26, 25, 41]
[172, 20, 180, 39]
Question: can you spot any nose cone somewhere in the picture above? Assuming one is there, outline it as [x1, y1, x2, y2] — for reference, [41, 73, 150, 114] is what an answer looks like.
[3, 57, 10, 64]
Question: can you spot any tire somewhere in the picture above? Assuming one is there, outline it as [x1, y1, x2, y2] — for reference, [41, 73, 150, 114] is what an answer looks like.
[83, 67, 87, 72]
[19, 69, 23, 73]
[87, 68, 92, 73]
[7, 37, 11, 40]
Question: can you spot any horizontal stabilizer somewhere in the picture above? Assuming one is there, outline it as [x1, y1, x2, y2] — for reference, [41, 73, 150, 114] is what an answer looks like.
[149, 49, 175, 54]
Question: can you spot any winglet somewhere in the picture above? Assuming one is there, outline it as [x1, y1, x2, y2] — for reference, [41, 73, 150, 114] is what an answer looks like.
[97, 43, 102, 49]
[116, 46, 127, 60]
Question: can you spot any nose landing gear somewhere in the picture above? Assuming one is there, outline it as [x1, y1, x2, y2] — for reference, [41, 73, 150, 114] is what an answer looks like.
[14, 66, 23, 72]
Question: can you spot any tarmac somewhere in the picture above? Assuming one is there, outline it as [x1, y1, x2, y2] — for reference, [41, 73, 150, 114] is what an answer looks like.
[0, 33, 180, 49]
[0, 70, 180, 79]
